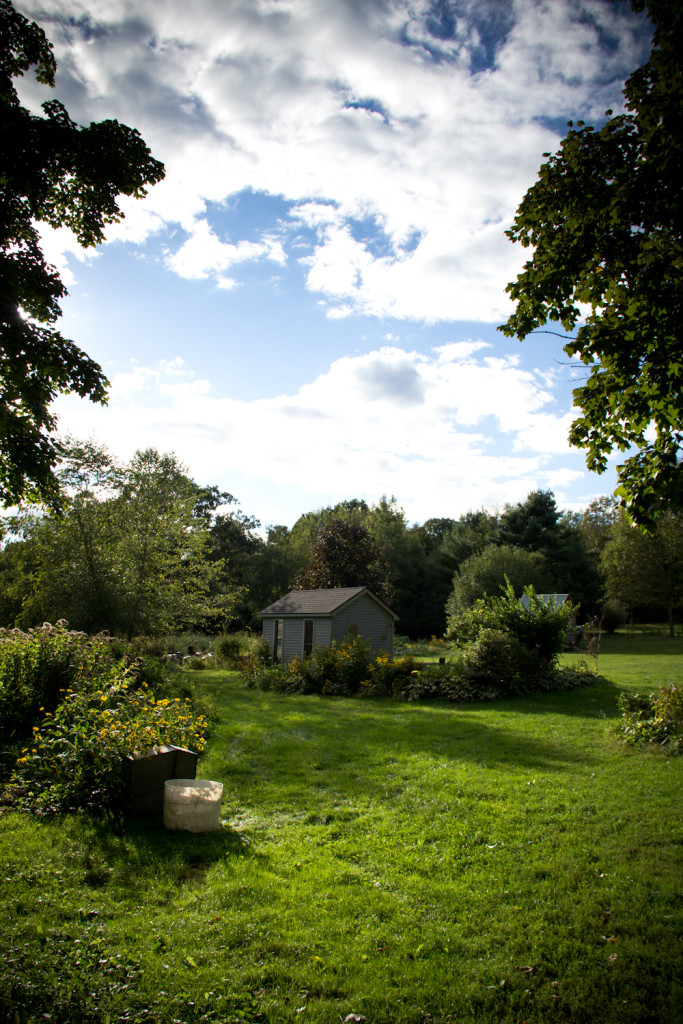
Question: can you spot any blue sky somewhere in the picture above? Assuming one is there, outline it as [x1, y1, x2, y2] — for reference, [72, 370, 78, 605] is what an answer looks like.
[16, 0, 651, 529]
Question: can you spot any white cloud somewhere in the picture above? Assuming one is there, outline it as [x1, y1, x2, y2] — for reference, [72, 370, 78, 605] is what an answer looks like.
[17, 0, 650, 322]
[166, 219, 285, 281]
[53, 341, 597, 525]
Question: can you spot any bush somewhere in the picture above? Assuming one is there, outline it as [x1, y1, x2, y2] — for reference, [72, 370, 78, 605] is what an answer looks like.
[7, 664, 209, 813]
[0, 623, 211, 811]
[448, 581, 573, 666]
[241, 634, 272, 674]
[462, 628, 543, 696]
[215, 634, 242, 667]
[244, 637, 592, 706]
[244, 636, 378, 696]
[0, 623, 120, 746]
[615, 685, 683, 754]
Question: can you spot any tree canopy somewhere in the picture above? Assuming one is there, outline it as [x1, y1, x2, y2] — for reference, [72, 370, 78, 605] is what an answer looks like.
[446, 543, 551, 619]
[2, 441, 234, 637]
[601, 508, 683, 635]
[0, 0, 164, 507]
[293, 516, 393, 604]
[500, 0, 683, 527]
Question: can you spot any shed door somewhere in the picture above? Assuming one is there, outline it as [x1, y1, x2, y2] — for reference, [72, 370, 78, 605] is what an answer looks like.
[274, 619, 284, 663]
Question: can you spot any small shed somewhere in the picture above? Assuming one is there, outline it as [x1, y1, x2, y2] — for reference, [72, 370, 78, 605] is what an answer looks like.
[260, 586, 398, 665]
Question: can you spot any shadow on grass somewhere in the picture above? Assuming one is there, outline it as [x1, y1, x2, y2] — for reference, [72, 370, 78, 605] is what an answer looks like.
[75, 810, 260, 890]
[198, 684, 606, 807]
[491, 676, 624, 720]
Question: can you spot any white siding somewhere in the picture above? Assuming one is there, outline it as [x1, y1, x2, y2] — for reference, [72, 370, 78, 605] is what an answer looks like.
[262, 617, 330, 665]
[282, 619, 303, 665]
[314, 619, 332, 651]
[331, 593, 394, 657]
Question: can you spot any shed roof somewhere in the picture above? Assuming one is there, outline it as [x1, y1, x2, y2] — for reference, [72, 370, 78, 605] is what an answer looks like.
[519, 593, 570, 610]
[260, 586, 397, 619]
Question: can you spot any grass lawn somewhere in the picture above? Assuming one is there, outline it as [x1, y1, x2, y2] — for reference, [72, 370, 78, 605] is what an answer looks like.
[1, 634, 681, 1024]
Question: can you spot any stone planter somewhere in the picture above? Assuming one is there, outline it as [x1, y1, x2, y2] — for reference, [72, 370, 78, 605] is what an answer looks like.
[164, 779, 223, 833]
[123, 745, 198, 815]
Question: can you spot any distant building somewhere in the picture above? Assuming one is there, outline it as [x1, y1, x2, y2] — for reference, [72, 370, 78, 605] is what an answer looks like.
[260, 586, 398, 665]
[519, 593, 571, 611]
[520, 593, 578, 648]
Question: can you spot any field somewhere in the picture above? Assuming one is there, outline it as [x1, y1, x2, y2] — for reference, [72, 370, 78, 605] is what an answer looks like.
[1, 632, 681, 1024]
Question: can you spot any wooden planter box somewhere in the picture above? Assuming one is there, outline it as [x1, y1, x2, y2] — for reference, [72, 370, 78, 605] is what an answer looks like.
[123, 745, 198, 815]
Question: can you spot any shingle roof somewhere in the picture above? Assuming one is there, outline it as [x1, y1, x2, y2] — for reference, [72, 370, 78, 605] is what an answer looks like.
[260, 586, 396, 617]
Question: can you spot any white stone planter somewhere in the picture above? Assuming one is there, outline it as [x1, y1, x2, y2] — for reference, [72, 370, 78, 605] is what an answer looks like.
[163, 778, 223, 833]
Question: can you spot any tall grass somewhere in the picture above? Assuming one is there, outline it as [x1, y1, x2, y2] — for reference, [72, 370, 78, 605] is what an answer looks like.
[0, 634, 681, 1023]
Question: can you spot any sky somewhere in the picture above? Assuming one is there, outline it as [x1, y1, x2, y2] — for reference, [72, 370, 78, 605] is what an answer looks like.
[15, 0, 652, 530]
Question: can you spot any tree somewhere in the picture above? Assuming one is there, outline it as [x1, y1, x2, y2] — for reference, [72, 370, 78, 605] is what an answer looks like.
[575, 495, 620, 566]
[601, 509, 683, 634]
[500, 0, 683, 526]
[499, 490, 604, 614]
[0, 1, 164, 506]
[499, 490, 564, 553]
[293, 516, 393, 604]
[440, 510, 500, 569]
[2, 442, 235, 637]
[446, 543, 551, 619]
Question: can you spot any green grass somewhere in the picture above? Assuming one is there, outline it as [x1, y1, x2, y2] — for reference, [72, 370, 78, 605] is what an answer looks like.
[1, 636, 682, 1024]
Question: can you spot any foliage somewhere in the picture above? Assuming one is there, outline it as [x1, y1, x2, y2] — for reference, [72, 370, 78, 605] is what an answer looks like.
[461, 627, 544, 696]
[244, 627, 591, 705]
[0, 620, 211, 805]
[214, 634, 242, 667]
[8, 671, 208, 813]
[615, 684, 683, 754]
[498, 490, 604, 614]
[446, 542, 551, 617]
[500, 1, 683, 525]
[280, 497, 443, 636]
[575, 495, 621, 565]
[448, 580, 574, 666]
[601, 600, 628, 634]
[0, 0, 164, 506]
[293, 515, 393, 604]
[3, 441, 236, 637]
[601, 509, 683, 635]
[0, 621, 120, 746]
[244, 634, 417, 698]
[393, 634, 447, 657]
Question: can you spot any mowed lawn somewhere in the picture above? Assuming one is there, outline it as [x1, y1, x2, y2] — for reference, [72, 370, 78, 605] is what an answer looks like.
[1, 633, 681, 1024]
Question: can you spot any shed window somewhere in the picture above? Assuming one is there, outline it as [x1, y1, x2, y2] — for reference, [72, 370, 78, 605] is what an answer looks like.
[303, 619, 314, 657]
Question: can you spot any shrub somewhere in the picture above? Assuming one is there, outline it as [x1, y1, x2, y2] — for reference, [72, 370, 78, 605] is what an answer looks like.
[8, 665, 209, 813]
[0, 623, 120, 745]
[615, 685, 683, 754]
[462, 628, 543, 696]
[448, 581, 573, 666]
[244, 636, 376, 696]
[186, 656, 208, 670]
[215, 634, 242, 667]
[241, 634, 271, 674]
[0, 623, 211, 811]
[244, 639, 592, 706]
